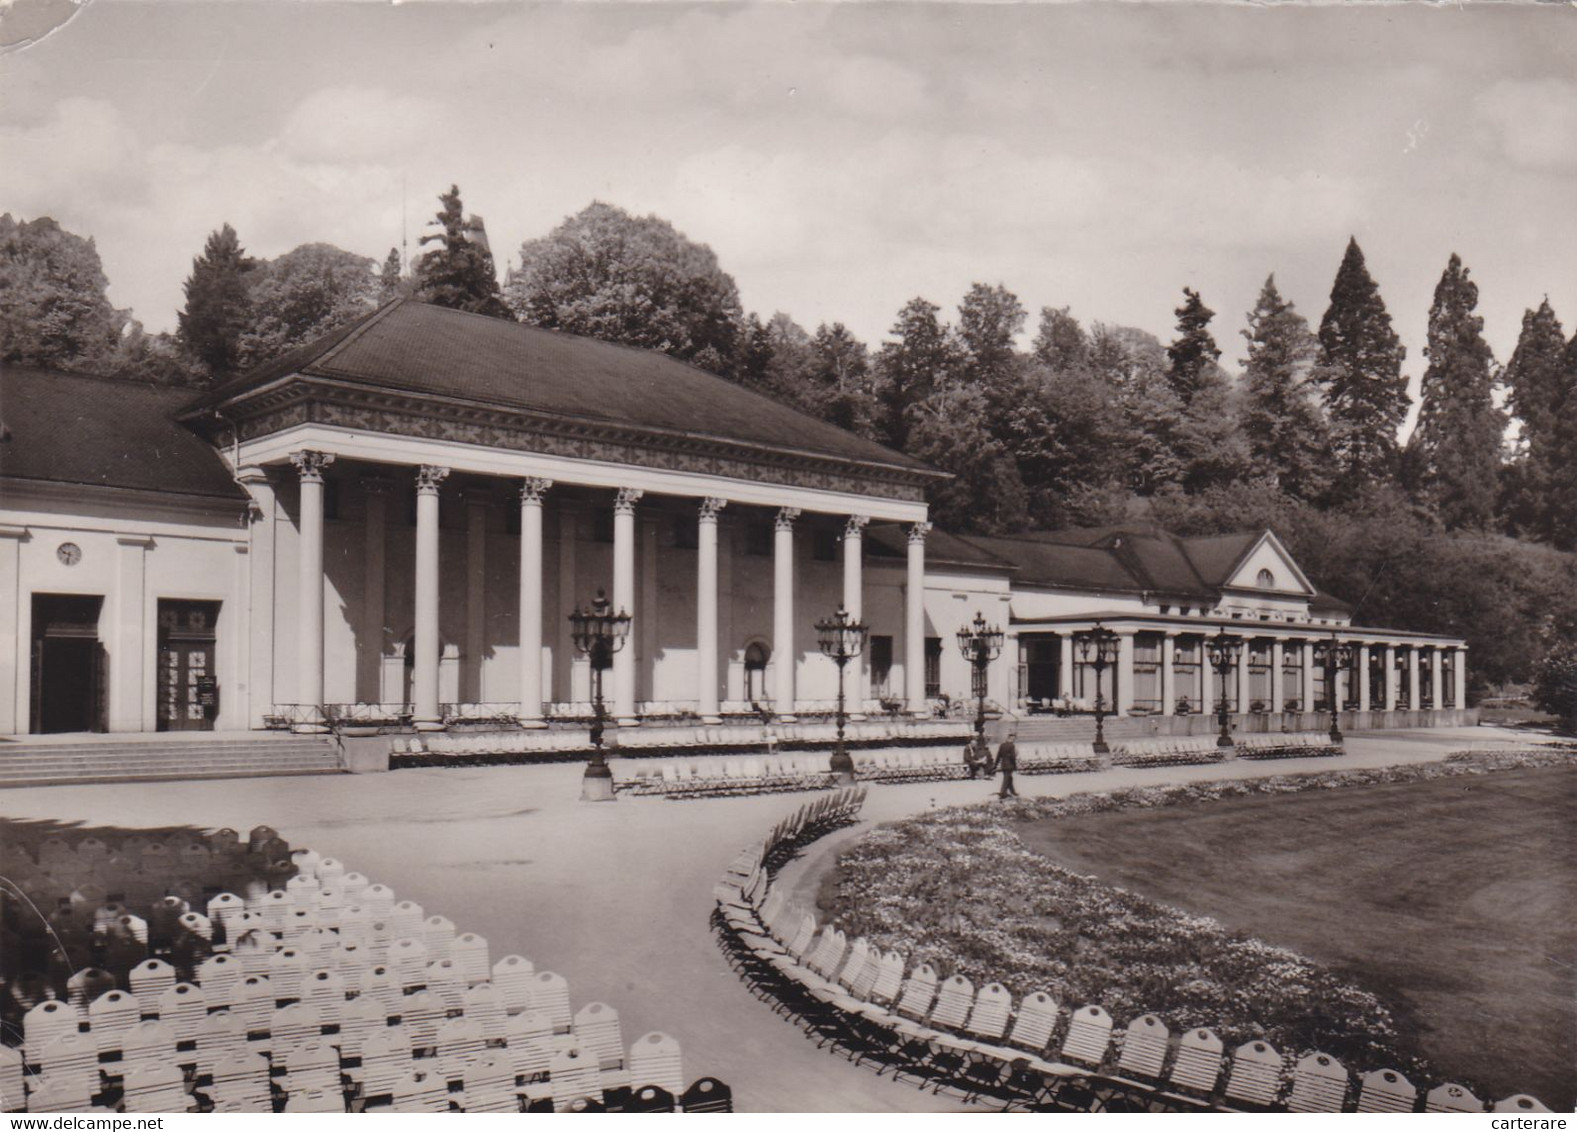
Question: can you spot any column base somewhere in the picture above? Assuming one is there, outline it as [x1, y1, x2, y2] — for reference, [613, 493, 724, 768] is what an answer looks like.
[776, 713, 798, 724]
[516, 716, 548, 730]
[580, 768, 616, 803]
[414, 718, 446, 732]
[291, 722, 331, 735]
[617, 716, 641, 728]
[701, 715, 723, 726]
[848, 712, 868, 722]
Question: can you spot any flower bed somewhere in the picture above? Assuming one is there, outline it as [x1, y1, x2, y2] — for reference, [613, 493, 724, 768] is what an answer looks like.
[819, 748, 1573, 1086]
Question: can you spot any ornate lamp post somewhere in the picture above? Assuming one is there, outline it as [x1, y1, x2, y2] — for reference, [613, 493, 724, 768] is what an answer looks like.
[568, 589, 632, 802]
[816, 605, 869, 784]
[957, 611, 1006, 746]
[1075, 623, 1120, 754]
[1205, 629, 1244, 749]
[1314, 632, 1355, 743]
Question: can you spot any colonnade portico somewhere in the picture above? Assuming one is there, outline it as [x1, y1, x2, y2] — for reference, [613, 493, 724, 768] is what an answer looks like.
[279, 448, 934, 732]
[1017, 619, 1469, 719]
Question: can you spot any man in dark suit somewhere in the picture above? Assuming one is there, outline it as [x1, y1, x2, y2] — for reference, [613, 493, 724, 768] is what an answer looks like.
[996, 730, 1019, 798]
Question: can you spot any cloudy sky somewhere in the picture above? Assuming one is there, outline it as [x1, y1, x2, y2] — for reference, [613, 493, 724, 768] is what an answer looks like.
[3, 1, 1574, 399]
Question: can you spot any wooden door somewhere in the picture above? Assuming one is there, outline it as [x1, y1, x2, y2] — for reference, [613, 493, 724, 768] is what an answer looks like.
[157, 601, 220, 732]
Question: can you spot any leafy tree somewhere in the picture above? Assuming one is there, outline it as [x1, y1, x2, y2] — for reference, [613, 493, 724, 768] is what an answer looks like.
[506, 201, 741, 371]
[1032, 305, 1090, 373]
[1004, 361, 1128, 527]
[0, 213, 125, 371]
[1404, 254, 1505, 530]
[1316, 237, 1409, 496]
[178, 222, 256, 381]
[957, 282, 1026, 418]
[1088, 323, 1190, 495]
[236, 243, 378, 370]
[872, 297, 956, 449]
[905, 378, 1029, 535]
[378, 247, 404, 303]
[805, 322, 876, 434]
[1499, 299, 1567, 539]
[1238, 275, 1334, 500]
[1165, 287, 1221, 405]
[414, 185, 510, 319]
[1544, 332, 1577, 551]
[1532, 642, 1577, 731]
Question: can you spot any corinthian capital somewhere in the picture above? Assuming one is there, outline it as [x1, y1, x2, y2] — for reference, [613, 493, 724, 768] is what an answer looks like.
[520, 477, 554, 506]
[415, 465, 451, 494]
[774, 507, 801, 532]
[906, 521, 932, 546]
[843, 515, 870, 539]
[699, 497, 728, 522]
[614, 487, 644, 515]
[289, 450, 335, 483]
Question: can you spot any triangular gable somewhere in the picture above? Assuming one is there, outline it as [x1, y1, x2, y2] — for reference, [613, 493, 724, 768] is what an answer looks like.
[1219, 531, 1316, 596]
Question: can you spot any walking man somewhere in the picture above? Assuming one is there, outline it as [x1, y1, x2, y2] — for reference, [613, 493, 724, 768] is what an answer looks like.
[996, 729, 1019, 798]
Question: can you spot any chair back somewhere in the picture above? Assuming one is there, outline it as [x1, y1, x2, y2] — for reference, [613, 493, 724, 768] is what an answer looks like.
[629, 1032, 685, 1098]
[1285, 1052, 1349, 1113]
[893, 963, 939, 1021]
[1169, 1027, 1224, 1095]
[963, 982, 1013, 1041]
[1006, 990, 1058, 1054]
[1060, 1004, 1113, 1068]
[1115, 1013, 1169, 1080]
[1424, 1083, 1484, 1113]
[680, 1076, 734, 1113]
[1223, 1040, 1283, 1107]
[1355, 1068, 1416, 1113]
[928, 974, 975, 1030]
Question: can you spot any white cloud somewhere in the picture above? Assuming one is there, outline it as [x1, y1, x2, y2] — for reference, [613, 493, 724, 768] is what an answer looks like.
[1475, 79, 1577, 173]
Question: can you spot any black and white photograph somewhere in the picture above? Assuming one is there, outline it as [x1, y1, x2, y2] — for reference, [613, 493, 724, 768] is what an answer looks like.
[1, 0, 1574, 1118]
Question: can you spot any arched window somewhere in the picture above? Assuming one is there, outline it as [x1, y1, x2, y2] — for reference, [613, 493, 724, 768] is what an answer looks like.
[1256, 568, 1276, 590]
[744, 641, 770, 704]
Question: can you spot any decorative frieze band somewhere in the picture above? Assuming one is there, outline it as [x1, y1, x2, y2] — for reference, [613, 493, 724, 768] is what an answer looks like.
[289, 449, 335, 483]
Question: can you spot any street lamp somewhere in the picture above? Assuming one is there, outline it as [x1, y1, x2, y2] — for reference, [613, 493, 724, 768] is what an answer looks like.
[568, 589, 632, 802]
[816, 605, 869, 784]
[1075, 623, 1120, 754]
[1205, 629, 1244, 749]
[957, 611, 1005, 746]
[1314, 632, 1355, 743]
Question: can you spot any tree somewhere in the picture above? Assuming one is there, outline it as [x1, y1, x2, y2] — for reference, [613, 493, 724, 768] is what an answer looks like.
[1239, 275, 1334, 500]
[805, 322, 876, 434]
[178, 223, 256, 381]
[378, 247, 404, 303]
[1404, 254, 1505, 530]
[1032, 305, 1090, 373]
[871, 297, 956, 449]
[236, 243, 379, 371]
[506, 201, 741, 371]
[414, 185, 510, 319]
[1316, 237, 1409, 496]
[1499, 299, 1567, 539]
[905, 378, 1029, 535]
[0, 213, 124, 371]
[1544, 332, 1577, 550]
[1531, 641, 1577, 731]
[1165, 287, 1221, 405]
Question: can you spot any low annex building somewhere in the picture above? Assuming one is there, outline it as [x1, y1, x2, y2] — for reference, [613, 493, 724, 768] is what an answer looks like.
[0, 300, 1468, 741]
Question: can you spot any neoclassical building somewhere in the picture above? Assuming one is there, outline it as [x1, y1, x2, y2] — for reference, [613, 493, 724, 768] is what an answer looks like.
[0, 300, 1469, 741]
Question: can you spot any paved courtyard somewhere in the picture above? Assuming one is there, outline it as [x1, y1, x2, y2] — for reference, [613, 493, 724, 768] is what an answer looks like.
[0, 726, 1551, 1112]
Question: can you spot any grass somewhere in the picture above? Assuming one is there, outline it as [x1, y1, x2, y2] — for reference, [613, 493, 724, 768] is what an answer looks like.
[1019, 764, 1576, 1109]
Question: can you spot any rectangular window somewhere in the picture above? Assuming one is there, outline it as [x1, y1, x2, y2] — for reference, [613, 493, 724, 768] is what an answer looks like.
[924, 637, 942, 698]
[870, 636, 893, 697]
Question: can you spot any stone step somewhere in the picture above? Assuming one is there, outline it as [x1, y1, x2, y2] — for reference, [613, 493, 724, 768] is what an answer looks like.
[0, 735, 341, 787]
[0, 767, 342, 787]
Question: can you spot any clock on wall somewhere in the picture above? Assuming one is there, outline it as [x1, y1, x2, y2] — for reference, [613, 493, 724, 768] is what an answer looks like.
[57, 542, 82, 566]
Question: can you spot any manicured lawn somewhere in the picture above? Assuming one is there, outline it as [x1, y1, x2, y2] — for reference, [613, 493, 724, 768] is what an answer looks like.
[1019, 764, 1577, 1109]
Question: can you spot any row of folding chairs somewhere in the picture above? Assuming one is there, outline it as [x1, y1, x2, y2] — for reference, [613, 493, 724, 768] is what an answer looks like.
[1235, 732, 1344, 760]
[647, 756, 838, 799]
[1110, 736, 1230, 768]
[1016, 743, 1105, 776]
[851, 748, 970, 783]
[713, 812, 1553, 1115]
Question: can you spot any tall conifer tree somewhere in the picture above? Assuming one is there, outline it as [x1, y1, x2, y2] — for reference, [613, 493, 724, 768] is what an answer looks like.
[1544, 332, 1577, 550]
[1165, 286, 1220, 405]
[1500, 298, 1567, 539]
[177, 223, 255, 381]
[1239, 275, 1332, 500]
[415, 186, 509, 319]
[1404, 254, 1505, 530]
[1316, 237, 1409, 495]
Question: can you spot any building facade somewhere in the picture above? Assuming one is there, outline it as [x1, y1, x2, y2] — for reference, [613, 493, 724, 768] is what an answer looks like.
[0, 302, 1468, 740]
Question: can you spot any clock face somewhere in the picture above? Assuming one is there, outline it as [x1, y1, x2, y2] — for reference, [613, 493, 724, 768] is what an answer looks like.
[57, 542, 82, 566]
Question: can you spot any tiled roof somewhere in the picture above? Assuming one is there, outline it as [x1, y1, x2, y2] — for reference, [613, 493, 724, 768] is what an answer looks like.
[1, 367, 244, 501]
[865, 524, 1017, 572]
[189, 300, 937, 479]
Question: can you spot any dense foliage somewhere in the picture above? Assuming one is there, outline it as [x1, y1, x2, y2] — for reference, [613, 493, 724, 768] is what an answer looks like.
[1532, 643, 1577, 731]
[414, 185, 509, 319]
[0, 214, 125, 372]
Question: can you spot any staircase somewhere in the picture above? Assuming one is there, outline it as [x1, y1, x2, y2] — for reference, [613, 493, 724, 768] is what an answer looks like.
[999, 715, 1181, 743]
[0, 732, 343, 788]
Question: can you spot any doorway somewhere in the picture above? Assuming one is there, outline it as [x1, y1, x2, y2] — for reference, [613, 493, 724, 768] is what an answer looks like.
[30, 594, 106, 733]
[744, 641, 769, 705]
[1024, 637, 1060, 705]
[157, 600, 221, 731]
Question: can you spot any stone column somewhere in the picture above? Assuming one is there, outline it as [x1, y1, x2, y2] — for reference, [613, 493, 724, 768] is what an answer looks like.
[1430, 647, 1444, 711]
[1301, 641, 1316, 715]
[412, 464, 449, 731]
[773, 507, 800, 721]
[905, 522, 930, 716]
[0, 526, 26, 734]
[843, 515, 869, 716]
[1058, 634, 1074, 698]
[464, 491, 488, 703]
[1358, 644, 1372, 712]
[697, 497, 726, 724]
[1407, 646, 1421, 711]
[1236, 639, 1252, 714]
[359, 478, 390, 704]
[518, 478, 552, 727]
[1384, 644, 1398, 711]
[1270, 640, 1285, 716]
[1454, 647, 1468, 710]
[559, 510, 588, 706]
[290, 450, 334, 731]
[111, 534, 153, 732]
[612, 488, 642, 725]
[1115, 630, 1136, 715]
[1161, 633, 1177, 716]
[236, 468, 277, 729]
